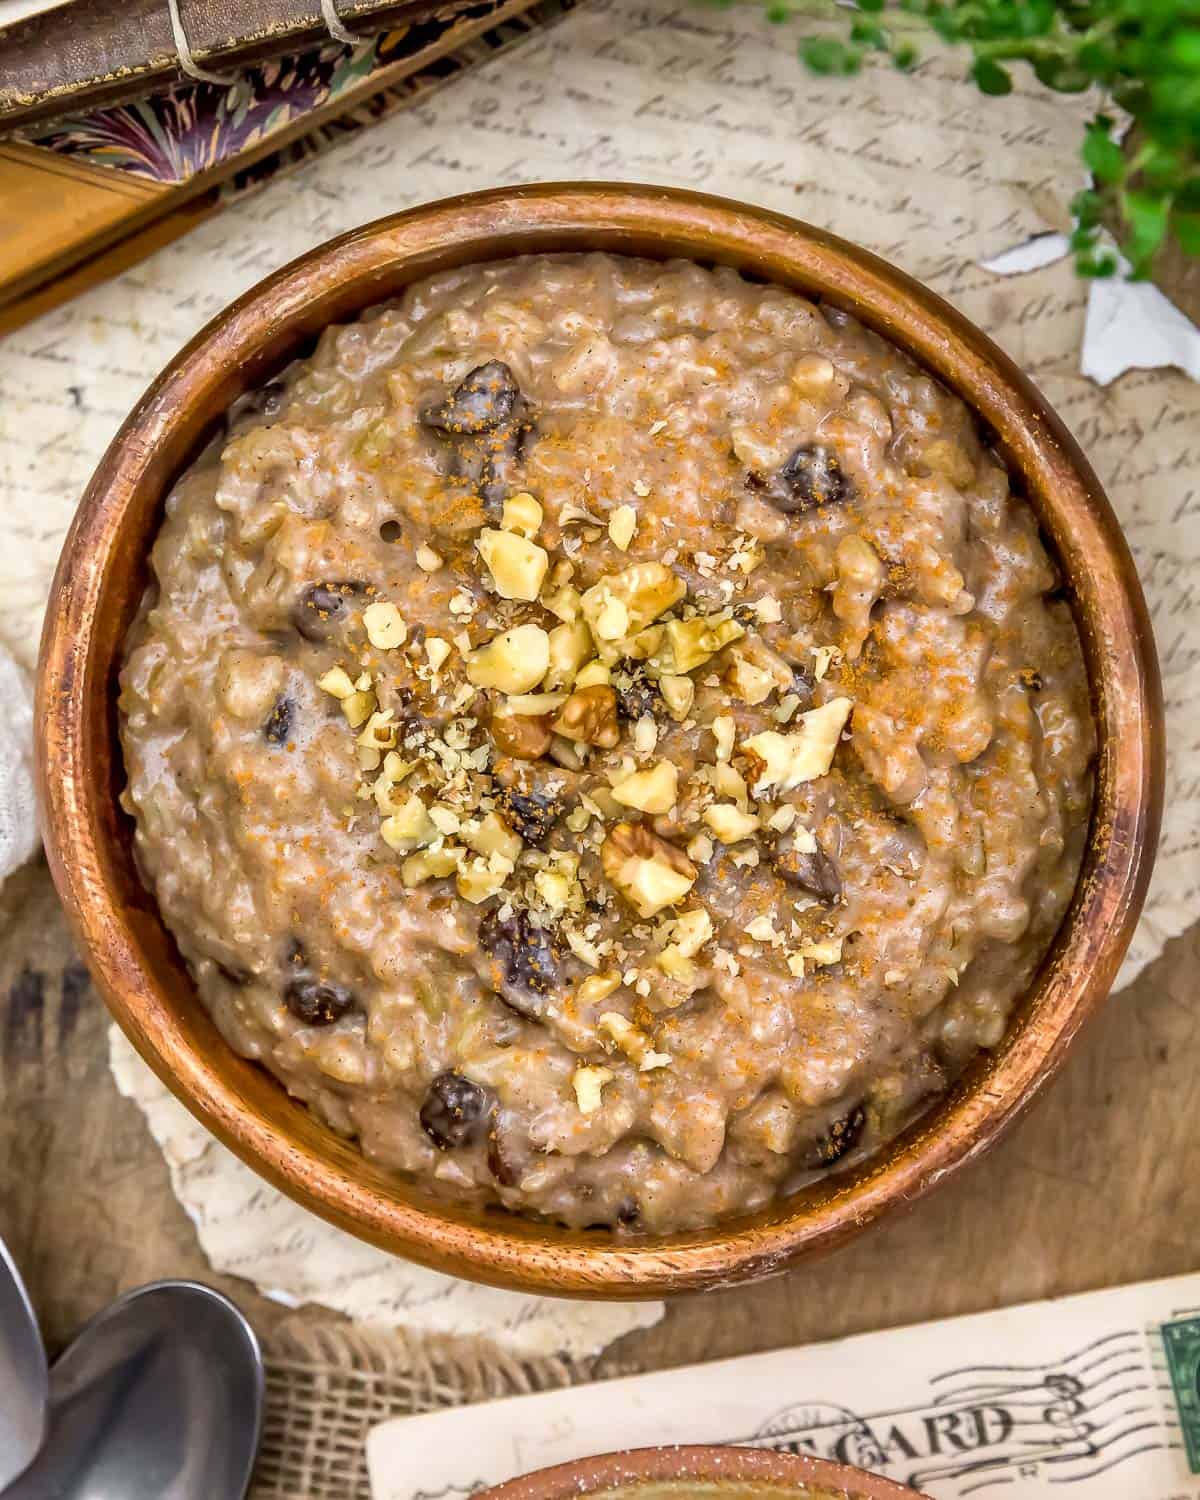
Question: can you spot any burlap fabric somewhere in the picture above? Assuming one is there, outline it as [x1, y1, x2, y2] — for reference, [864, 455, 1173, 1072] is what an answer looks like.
[257, 1321, 596, 1498]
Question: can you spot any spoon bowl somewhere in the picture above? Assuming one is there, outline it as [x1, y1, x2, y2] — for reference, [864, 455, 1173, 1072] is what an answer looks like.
[0, 1238, 47, 1490]
[3, 1279, 263, 1500]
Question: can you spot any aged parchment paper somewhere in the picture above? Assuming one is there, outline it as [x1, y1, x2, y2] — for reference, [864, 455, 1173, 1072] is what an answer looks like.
[3, 0, 1198, 1332]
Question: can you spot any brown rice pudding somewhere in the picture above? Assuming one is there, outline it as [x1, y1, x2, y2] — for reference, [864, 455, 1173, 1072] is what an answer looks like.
[120, 253, 1095, 1233]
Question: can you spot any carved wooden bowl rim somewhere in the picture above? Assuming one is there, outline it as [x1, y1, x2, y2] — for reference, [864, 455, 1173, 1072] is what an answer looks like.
[36, 183, 1163, 1296]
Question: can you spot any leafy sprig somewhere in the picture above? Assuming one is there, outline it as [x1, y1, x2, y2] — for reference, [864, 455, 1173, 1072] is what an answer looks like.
[783, 0, 1200, 278]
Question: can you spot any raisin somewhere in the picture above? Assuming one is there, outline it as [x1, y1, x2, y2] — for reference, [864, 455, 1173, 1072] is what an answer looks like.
[422, 362, 534, 508]
[422, 362, 521, 434]
[476, 419, 534, 510]
[292, 581, 367, 642]
[233, 379, 287, 422]
[283, 977, 355, 1026]
[494, 785, 562, 847]
[478, 908, 560, 1019]
[261, 695, 294, 746]
[752, 444, 850, 515]
[420, 1072, 495, 1150]
[771, 839, 841, 903]
[616, 1199, 641, 1226]
[613, 669, 663, 722]
[487, 1124, 520, 1185]
[810, 1104, 865, 1168]
[788, 663, 814, 704]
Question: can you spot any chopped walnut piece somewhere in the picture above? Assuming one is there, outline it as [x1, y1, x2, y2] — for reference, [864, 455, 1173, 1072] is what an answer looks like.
[460, 811, 523, 865]
[456, 855, 514, 904]
[544, 585, 582, 622]
[741, 698, 853, 794]
[425, 637, 452, 672]
[581, 562, 685, 643]
[669, 907, 713, 957]
[340, 689, 377, 729]
[711, 714, 736, 762]
[574, 660, 611, 689]
[476, 529, 549, 602]
[544, 620, 594, 690]
[800, 936, 844, 966]
[577, 972, 622, 1006]
[501, 491, 543, 537]
[572, 1065, 613, 1115]
[401, 846, 462, 886]
[491, 707, 552, 761]
[598, 1011, 671, 1071]
[666, 615, 744, 673]
[363, 602, 407, 650]
[704, 804, 760, 844]
[553, 685, 620, 748]
[658, 674, 695, 720]
[611, 760, 678, 814]
[317, 665, 356, 699]
[467, 624, 551, 693]
[380, 794, 438, 852]
[601, 822, 697, 917]
[608, 504, 638, 551]
[506, 692, 568, 715]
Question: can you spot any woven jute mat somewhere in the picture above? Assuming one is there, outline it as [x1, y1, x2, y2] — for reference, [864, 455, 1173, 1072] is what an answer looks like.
[258, 1320, 594, 1498]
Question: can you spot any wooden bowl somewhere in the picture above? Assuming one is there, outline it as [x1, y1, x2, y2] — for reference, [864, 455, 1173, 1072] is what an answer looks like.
[476, 1444, 929, 1500]
[36, 184, 1163, 1296]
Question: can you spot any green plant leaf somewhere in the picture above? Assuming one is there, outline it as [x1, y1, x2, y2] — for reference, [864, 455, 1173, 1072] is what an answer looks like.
[799, 35, 858, 73]
[1083, 125, 1127, 185]
[786, 0, 1200, 279]
[1175, 213, 1200, 256]
[972, 55, 1013, 94]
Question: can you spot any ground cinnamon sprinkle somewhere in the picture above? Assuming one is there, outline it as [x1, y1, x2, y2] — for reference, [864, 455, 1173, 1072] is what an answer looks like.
[119, 251, 1095, 1233]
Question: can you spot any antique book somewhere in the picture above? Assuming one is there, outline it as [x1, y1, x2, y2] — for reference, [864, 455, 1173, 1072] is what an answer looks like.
[0, 0, 502, 126]
[0, 0, 564, 332]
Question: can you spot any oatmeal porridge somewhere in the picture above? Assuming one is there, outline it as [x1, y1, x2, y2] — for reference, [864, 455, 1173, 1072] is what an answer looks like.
[119, 253, 1094, 1234]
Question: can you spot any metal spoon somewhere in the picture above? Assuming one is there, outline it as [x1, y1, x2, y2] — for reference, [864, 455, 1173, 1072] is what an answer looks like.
[2, 1279, 264, 1500]
[0, 1238, 48, 1490]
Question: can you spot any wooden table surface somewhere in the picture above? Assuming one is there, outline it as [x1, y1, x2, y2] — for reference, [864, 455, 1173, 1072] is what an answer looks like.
[2, 851, 1197, 1375]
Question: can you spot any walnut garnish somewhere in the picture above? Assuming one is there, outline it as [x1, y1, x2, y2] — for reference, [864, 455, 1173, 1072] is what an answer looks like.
[581, 562, 685, 643]
[490, 707, 552, 760]
[501, 491, 543, 537]
[467, 624, 551, 693]
[601, 822, 697, 917]
[741, 697, 853, 794]
[703, 804, 760, 844]
[611, 760, 678, 815]
[598, 1012, 671, 1071]
[665, 614, 744, 673]
[553, 685, 620, 748]
[572, 1065, 614, 1115]
[362, 602, 407, 650]
[608, 504, 638, 551]
[476, 528, 549, 601]
[544, 620, 594, 690]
